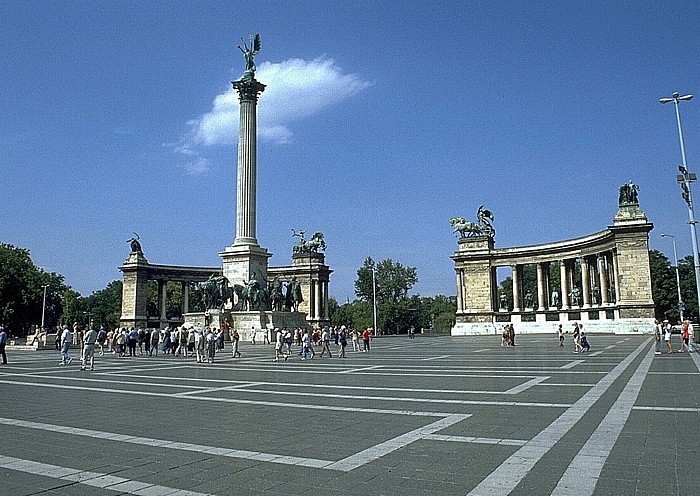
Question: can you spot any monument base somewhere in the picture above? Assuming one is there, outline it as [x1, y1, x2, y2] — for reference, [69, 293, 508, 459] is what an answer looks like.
[184, 310, 309, 342]
[451, 318, 654, 336]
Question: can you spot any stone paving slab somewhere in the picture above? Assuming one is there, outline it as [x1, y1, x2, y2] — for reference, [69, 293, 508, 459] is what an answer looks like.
[0, 334, 698, 495]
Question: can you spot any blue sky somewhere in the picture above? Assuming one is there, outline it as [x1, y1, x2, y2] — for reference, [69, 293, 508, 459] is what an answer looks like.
[2, 1, 699, 301]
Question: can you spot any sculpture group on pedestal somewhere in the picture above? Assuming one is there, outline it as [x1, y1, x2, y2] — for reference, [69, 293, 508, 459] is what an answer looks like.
[195, 273, 303, 313]
[450, 205, 495, 238]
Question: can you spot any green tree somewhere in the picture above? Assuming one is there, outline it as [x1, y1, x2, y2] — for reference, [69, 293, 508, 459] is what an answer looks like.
[0, 243, 69, 333]
[83, 280, 123, 329]
[649, 250, 677, 321]
[355, 257, 418, 304]
[678, 255, 698, 321]
[354, 257, 418, 333]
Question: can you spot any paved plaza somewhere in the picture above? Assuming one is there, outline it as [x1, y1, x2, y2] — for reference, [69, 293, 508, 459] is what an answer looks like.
[0, 334, 698, 496]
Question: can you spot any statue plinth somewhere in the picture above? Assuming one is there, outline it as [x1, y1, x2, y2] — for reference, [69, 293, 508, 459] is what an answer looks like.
[613, 204, 648, 225]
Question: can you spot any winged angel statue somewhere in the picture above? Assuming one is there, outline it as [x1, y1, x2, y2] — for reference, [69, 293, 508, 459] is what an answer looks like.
[237, 33, 261, 82]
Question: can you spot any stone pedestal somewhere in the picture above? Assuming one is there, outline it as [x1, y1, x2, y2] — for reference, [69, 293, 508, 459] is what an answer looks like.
[220, 244, 271, 288]
[119, 252, 149, 329]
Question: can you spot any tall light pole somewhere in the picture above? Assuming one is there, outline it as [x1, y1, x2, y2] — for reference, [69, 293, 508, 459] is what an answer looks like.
[660, 91, 700, 323]
[40, 284, 49, 330]
[661, 234, 684, 321]
[371, 263, 378, 335]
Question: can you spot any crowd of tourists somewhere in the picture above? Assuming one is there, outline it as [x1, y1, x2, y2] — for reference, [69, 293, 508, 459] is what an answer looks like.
[51, 321, 376, 369]
[653, 318, 697, 354]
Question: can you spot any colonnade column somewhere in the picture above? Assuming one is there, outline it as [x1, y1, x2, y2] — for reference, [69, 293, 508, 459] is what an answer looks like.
[599, 254, 610, 305]
[314, 279, 322, 321]
[182, 281, 189, 315]
[512, 265, 521, 312]
[158, 280, 167, 323]
[612, 251, 620, 303]
[536, 263, 546, 311]
[456, 270, 464, 312]
[323, 281, 329, 320]
[581, 258, 591, 308]
[559, 260, 570, 309]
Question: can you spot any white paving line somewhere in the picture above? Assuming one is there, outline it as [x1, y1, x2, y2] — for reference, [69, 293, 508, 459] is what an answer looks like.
[473, 349, 491, 353]
[424, 434, 527, 447]
[0, 454, 214, 495]
[222, 386, 572, 407]
[0, 417, 335, 469]
[337, 365, 383, 374]
[551, 345, 655, 496]
[503, 376, 549, 394]
[559, 360, 584, 370]
[467, 338, 651, 496]
[633, 406, 700, 413]
[0, 379, 458, 416]
[588, 350, 604, 356]
[325, 413, 470, 471]
[422, 355, 450, 361]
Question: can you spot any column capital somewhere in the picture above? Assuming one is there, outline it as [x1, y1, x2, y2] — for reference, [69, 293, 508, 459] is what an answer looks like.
[232, 78, 266, 102]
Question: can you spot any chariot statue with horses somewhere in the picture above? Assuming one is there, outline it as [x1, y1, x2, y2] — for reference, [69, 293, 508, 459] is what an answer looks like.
[292, 229, 326, 254]
[450, 206, 495, 238]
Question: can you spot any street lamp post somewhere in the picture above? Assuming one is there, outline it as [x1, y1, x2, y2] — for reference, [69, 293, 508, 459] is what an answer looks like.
[371, 264, 378, 335]
[40, 284, 49, 330]
[661, 234, 684, 321]
[660, 91, 700, 323]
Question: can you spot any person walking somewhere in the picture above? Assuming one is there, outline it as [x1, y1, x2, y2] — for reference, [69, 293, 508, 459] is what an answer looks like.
[679, 319, 690, 352]
[301, 329, 315, 360]
[558, 324, 565, 347]
[150, 328, 159, 356]
[59, 325, 73, 365]
[664, 320, 673, 354]
[654, 319, 662, 355]
[81, 326, 97, 371]
[96, 327, 107, 356]
[572, 323, 583, 354]
[319, 328, 332, 357]
[0, 325, 8, 364]
[352, 329, 360, 352]
[273, 329, 287, 361]
[338, 326, 347, 358]
[231, 328, 241, 358]
[362, 328, 372, 352]
[580, 325, 590, 352]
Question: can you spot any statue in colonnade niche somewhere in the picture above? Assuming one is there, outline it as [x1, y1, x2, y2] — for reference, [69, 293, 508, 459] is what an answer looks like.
[569, 287, 581, 306]
[551, 289, 560, 308]
[524, 291, 534, 309]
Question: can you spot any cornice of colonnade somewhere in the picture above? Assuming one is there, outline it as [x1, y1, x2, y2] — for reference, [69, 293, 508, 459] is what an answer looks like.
[119, 259, 221, 282]
[455, 228, 619, 266]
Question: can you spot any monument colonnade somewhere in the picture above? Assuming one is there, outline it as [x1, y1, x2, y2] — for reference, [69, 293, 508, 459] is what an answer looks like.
[454, 230, 619, 317]
[452, 201, 655, 335]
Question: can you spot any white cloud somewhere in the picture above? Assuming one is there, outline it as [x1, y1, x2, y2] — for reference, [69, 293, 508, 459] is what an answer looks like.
[182, 56, 371, 150]
[182, 157, 211, 175]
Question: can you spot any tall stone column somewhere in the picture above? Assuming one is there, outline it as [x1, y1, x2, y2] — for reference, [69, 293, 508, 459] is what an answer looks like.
[220, 77, 271, 286]
[315, 279, 322, 322]
[182, 281, 189, 315]
[158, 280, 167, 324]
[599, 253, 610, 305]
[581, 258, 591, 308]
[323, 281, 329, 320]
[560, 260, 570, 310]
[536, 263, 546, 311]
[456, 270, 464, 312]
[512, 265, 521, 312]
